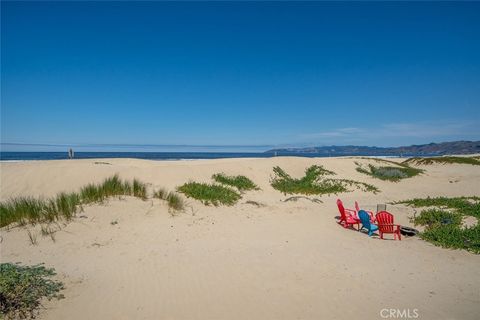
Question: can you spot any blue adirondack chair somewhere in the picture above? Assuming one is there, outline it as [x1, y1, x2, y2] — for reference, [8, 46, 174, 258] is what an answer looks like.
[358, 210, 378, 237]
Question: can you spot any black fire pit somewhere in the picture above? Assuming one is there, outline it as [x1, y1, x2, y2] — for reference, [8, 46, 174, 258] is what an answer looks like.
[400, 226, 419, 237]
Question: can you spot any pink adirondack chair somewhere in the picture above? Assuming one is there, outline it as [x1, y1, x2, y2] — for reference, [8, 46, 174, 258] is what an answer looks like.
[355, 201, 376, 222]
[337, 199, 360, 230]
[376, 211, 402, 240]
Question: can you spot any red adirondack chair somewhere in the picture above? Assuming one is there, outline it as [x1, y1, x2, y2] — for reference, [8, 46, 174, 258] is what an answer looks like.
[354, 201, 376, 222]
[337, 199, 360, 230]
[376, 211, 402, 240]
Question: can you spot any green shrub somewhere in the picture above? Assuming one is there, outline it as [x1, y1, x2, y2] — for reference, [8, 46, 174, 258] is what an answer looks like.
[395, 196, 480, 218]
[356, 163, 423, 182]
[396, 196, 480, 253]
[412, 209, 462, 228]
[212, 173, 258, 191]
[270, 165, 379, 195]
[421, 224, 480, 253]
[403, 156, 480, 166]
[0, 263, 64, 319]
[177, 182, 241, 206]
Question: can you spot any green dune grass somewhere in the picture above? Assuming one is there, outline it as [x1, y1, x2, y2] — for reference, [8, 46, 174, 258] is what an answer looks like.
[0, 175, 148, 228]
[403, 156, 480, 166]
[355, 162, 424, 182]
[212, 173, 258, 191]
[271, 165, 379, 195]
[394, 196, 480, 253]
[153, 188, 185, 212]
[177, 182, 241, 206]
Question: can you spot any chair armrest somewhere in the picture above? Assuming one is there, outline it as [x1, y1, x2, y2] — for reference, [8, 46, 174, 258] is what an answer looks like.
[345, 208, 357, 217]
[365, 211, 376, 222]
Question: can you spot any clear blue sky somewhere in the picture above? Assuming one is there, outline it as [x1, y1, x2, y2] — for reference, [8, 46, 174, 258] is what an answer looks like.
[2, 1, 479, 151]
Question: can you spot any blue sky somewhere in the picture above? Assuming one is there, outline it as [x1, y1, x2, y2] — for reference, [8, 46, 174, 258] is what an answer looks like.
[2, 1, 479, 151]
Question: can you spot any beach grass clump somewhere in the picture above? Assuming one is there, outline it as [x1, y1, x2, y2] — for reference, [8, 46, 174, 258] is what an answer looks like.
[212, 173, 258, 191]
[0, 175, 150, 228]
[177, 182, 241, 206]
[270, 165, 379, 196]
[166, 192, 185, 212]
[403, 156, 480, 166]
[356, 162, 423, 182]
[153, 188, 169, 200]
[0, 263, 64, 319]
[132, 179, 147, 200]
[395, 196, 480, 253]
[153, 189, 185, 212]
[49, 192, 81, 221]
[79, 183, 105, 203]
[40, 224, 57, 242]
[0, 197, 47, 227]
[395, 196, 480, 218]
[79, 174, 139, 203]
[101, 175, 130, 197]
[27, 230, 38, 246]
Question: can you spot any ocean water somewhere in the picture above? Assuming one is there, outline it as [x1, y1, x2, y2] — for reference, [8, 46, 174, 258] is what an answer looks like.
[0, 151, 414, 161]
[0, 151, 288, 161]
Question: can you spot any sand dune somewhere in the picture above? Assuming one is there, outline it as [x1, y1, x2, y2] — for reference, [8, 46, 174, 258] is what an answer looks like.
[1, 157, 479, 320]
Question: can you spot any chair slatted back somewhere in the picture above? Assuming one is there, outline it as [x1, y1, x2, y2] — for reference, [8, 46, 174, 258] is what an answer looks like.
[337, 199, 346, 221]
[376, 211, 395, 233]
[355, 201, 360, 212]
[358, 210, 371, 229]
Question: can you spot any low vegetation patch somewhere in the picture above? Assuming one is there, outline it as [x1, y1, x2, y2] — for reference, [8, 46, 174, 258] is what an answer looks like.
[177, 182, 241, 206]
[212, 173, 258, 191]
[394, 197, 480, 253]
[153, 188, 185, 213]
[395, 196, 480, 218]
[0, 175, 148, 228]
[132, 179, 148, 200]
[412, 209, 463, 227]
[270, 165, 379, 196]
[403, 156, 480, 166]
[166, 193, 185, 212]
[153, 188, 169, 200]
[355, 161, 423, 182]
[0, 263, 64, 319]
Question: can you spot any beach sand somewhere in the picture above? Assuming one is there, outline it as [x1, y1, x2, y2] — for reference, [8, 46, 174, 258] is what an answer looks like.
[1, 157, 479, 320]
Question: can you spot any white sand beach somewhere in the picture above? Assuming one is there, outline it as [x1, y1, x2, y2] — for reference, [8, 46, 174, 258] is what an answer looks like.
[1, 157, 479, 320]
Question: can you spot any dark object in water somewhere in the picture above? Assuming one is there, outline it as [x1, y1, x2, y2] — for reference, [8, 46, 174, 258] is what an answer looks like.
[400, 226, 419, 237]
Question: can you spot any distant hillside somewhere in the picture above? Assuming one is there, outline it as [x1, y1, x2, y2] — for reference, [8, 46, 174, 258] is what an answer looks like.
[265, 141, 480, 156]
